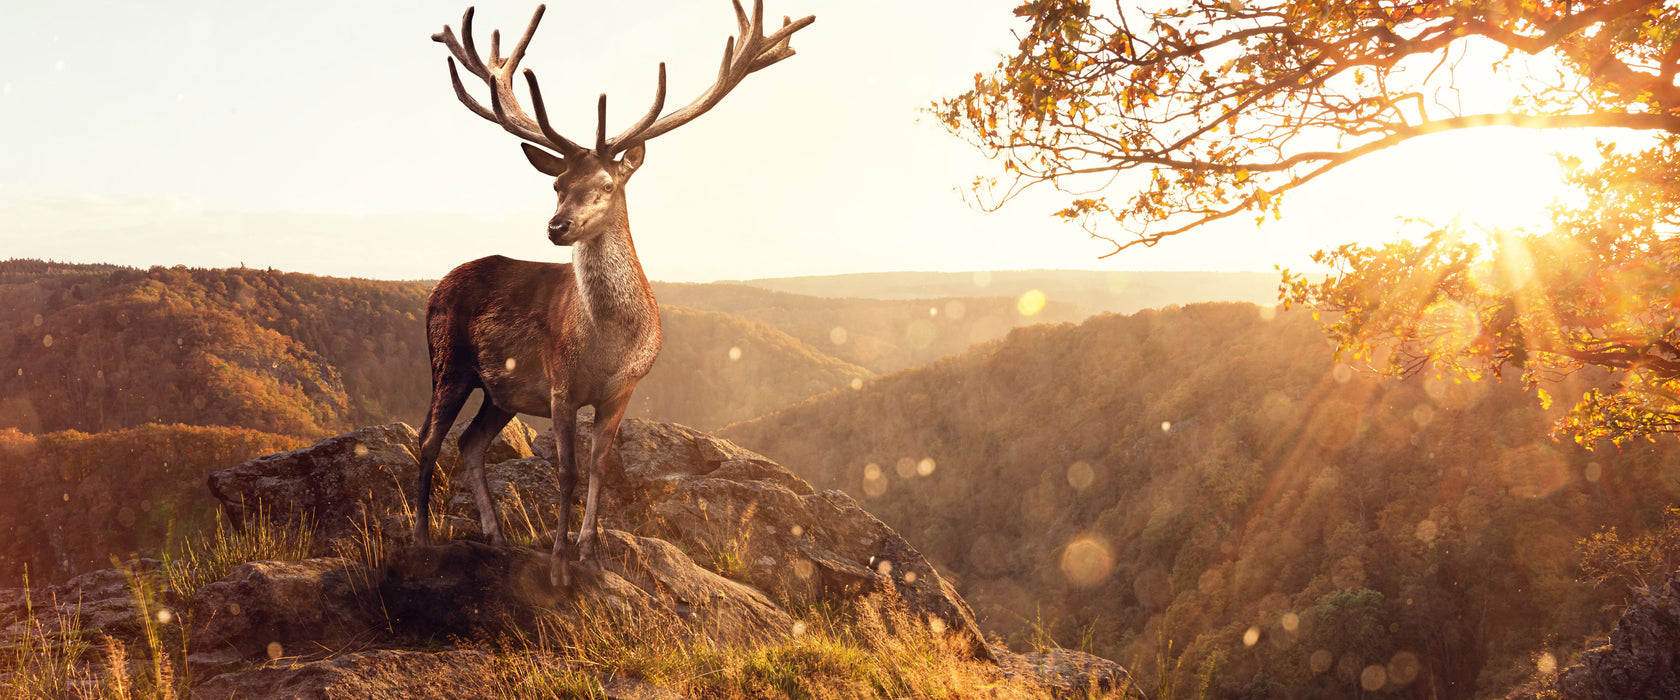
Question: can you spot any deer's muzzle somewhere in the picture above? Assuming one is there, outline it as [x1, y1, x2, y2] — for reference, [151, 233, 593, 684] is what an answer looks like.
[548, 219, 575, 246]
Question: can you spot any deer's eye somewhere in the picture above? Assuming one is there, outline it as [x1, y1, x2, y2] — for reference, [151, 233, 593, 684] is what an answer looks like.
[603, 182, 616, 194]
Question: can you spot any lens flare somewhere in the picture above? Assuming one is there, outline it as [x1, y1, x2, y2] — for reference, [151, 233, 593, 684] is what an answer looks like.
[1389, 651, 1422, 685]
[1360, 664, 1388, 691]
[1060, 535, 1114, 588]
[1309, 649, 1334, 674]
[1421, 299, 1480, 355]
[1067, 461, 1095, 489]
[1018, 289, 1047, 316]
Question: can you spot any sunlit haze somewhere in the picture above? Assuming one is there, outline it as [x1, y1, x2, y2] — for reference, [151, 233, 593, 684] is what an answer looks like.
[1, 1, 1610, 281]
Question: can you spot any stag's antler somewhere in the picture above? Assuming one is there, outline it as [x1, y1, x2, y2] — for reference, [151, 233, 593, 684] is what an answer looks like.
[432, 2, 814, 158]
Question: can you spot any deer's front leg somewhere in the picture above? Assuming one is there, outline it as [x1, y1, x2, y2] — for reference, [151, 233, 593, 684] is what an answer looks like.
[549, 397, 580, 587]
[577, 390, 632, 567]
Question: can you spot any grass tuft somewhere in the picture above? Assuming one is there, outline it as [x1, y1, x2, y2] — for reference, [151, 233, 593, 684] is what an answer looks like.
[161, 506, 315, 600]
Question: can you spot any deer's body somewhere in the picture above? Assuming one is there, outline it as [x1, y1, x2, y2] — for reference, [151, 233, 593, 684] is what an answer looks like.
[428, 250, 660, 420]
[417, 1, 811, 586]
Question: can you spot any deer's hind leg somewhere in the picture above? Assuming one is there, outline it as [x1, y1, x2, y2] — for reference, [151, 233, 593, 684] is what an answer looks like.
[414, 377, 474, 546]
[458, 401, 515, 545]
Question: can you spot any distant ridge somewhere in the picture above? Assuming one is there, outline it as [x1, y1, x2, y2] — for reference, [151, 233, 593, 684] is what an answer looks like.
[724, 269, 1282, 314]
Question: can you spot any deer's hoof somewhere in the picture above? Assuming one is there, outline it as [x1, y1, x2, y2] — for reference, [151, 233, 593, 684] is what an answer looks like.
[549, 559, 572, 588]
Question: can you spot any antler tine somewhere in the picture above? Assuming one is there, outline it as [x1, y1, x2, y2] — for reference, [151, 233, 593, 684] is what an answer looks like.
[732, 0, 751, 44]
[595, 94, 608, 155]
[435, 4, 595, 158]
[606, 63, 667, 154]
[505, 6, 543, 75]
[444, 58, 497, 122]
[523, 69, 588, 157]
[632, 2, 814, 144]
[433, 8, 490, 81]
[750, 0, 765, 46]
[718, 36, 737, 83]
[752, 16, 808, 70]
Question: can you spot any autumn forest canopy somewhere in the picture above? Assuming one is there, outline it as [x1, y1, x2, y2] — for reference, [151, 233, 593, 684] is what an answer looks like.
[938, 0, 1680, 446]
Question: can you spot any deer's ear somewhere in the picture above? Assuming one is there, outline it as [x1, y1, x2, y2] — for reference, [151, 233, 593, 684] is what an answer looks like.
[617, 143, 647, 179]
[521, 143, 568, 177]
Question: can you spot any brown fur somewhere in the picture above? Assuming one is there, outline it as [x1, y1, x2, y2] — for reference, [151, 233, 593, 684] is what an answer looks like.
[413, 148, 661, 587]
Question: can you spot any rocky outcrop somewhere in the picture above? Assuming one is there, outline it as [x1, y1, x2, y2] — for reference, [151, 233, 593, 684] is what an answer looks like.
[187, 558, 384, 673]
[0, 559, 164, 647]
[583, 420, 996, 661]
[209, 418, 994, 660]
[2, 419, 1138, 698]
[206, 421, 535, 551]
[998, 648, 1141, 698]
[377, 534, 791, 645]
[1555, 571, 1680, 699]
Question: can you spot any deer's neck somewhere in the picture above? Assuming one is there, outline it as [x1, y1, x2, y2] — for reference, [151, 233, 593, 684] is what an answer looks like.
[571, 219, 655, 326]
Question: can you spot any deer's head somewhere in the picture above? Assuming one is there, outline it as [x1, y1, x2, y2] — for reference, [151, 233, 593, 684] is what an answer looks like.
[527, 143, 644, 246]
[432, 2, 814, 245]
[520, 122, 646, 246]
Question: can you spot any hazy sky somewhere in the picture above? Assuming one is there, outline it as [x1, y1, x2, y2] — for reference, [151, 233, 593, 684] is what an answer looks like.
[1, 0, 1614, 282]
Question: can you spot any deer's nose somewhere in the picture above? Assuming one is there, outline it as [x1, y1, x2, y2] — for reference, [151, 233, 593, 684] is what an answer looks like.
[548, 219, 574, 245]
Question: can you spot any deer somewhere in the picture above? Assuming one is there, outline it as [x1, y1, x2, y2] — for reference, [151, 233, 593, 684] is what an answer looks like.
[418, 1, 814, 586]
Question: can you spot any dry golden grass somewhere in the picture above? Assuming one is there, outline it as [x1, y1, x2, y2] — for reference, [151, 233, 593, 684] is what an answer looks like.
[2, 565, 187, 700]
[161, 507, 314, 600]
[505, 588, 1086, 700]
[9, 510, 1129, 699]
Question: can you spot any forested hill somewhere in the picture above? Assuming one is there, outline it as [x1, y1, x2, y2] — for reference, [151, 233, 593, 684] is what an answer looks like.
[728, 269, 1281, 314]
[722, 302, 1680, 697]
[1, 260, 1076, 436]
[0, 260, 872, 435]
[0, 260, 427, 435]
[653, 281, 1090, 374]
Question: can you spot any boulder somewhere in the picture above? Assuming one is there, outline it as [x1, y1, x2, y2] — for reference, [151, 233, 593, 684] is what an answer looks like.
[378, 534, 791, 646]
[997, 648, 1143, 699]
[590, 420, 995, 660]
[207, 421, 536, 552]
[1556, 571, 1680, 699]
[0, 559, 164, 647]
[187, 558, 384, 671]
